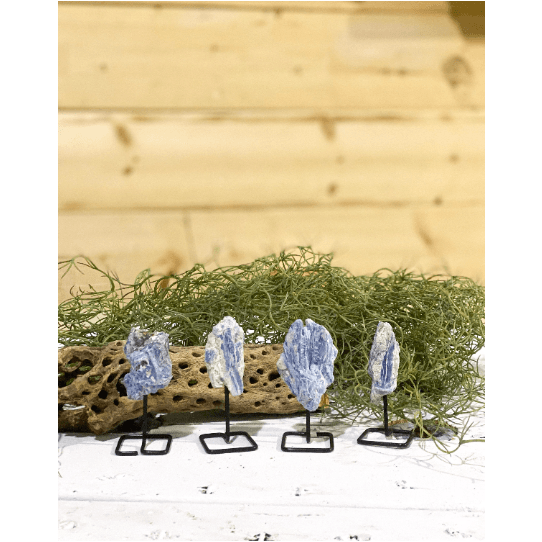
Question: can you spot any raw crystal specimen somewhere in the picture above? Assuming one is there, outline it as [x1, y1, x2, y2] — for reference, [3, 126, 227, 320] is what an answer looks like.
[122, 327, 173, 400]
[277, 318, 337, 411]
[368, 322, 400, 403]
[205, 316, 245, 396]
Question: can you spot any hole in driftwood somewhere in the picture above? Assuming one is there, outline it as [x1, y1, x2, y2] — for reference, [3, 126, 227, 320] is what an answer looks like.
[77, 364, 92, 375]
[65, 358, 81, 370]
[116, 380, 127, 397]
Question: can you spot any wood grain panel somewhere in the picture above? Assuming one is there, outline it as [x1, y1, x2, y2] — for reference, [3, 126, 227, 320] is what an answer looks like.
[58, 211, 192, 303]
[58, 204, 484, 303]
[189, 205, 484, 281]
[192, 2, 450, 13]
[59, 3, 480, 110]
[59, 2, 449, 14]
[59, 111, 484, 211]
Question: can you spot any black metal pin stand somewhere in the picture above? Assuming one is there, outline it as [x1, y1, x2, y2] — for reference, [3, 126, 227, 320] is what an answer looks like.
[115, 395, 173, 456]
[357, 395, 414, 449]
[281, 409, 334, 453]
[199, 386, 258, 454]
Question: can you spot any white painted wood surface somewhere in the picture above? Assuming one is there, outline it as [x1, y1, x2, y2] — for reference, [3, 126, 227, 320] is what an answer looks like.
[58, 407, 484, 541]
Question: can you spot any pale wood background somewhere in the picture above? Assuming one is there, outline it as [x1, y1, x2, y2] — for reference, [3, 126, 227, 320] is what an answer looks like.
[58, 1, 485, 302]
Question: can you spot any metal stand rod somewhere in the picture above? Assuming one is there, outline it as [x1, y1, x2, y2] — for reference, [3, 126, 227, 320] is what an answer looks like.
[305, 409, 311, 443]
[383, 395, 390, 436]
[142, 395, 148, 439]
[224, 386, 231, 444]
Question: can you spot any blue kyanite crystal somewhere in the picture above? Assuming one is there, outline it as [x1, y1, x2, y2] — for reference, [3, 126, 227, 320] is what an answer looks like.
[205, 316, 245, 396]
[367, 321, 400, 403]
[277, 318, 337, 411]
[122, 327, 173, 401]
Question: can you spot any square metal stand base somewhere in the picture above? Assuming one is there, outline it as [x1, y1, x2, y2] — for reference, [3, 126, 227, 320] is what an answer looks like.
[115, 395, 172, 456]
[281, 430, 334, 453]
[115, 434, 173, 456]
[356, 427, 414, 449]
[199, 431, 258, 454]
[199, 386, 258, 454]
[280, 409, 334, 453]
[356, 395, 414, 449]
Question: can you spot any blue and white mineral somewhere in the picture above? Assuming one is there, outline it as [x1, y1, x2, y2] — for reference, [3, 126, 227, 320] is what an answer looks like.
[277, 318, 337, 411]
[204, 316, 245, 396]
[122, 327, 173, 401]
[367, 321, 400, 403]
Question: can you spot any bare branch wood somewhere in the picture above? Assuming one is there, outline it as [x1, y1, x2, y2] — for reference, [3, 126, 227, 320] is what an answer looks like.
[58, 341, 307, 434]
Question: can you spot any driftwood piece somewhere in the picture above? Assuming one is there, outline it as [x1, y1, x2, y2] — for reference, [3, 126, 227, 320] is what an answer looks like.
[58, 340, 308, 434]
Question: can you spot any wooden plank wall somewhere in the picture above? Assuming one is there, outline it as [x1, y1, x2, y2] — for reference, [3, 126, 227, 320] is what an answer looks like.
[58, 1, 485, 302]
